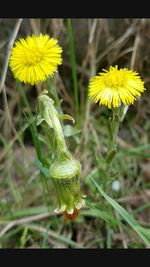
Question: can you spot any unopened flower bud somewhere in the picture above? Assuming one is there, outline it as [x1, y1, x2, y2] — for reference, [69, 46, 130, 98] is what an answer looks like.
[38, 90, 85, 221]
[49, 149, 85, 220]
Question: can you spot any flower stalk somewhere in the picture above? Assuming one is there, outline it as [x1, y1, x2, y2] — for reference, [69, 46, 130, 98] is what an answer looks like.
[41, 95, 67, 153]
[38, 90, 85, 219]
[104, 107, 123, 180]
[106, 107, 122, 163]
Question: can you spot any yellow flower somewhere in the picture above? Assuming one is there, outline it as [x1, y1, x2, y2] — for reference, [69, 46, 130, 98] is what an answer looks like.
[88, 65, 145, 109]
[9, 34, 62, 85]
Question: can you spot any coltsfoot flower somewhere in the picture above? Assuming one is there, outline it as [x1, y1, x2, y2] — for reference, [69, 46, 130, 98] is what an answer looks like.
[89, 65, 145, 109]
[9, 34, 62, 85]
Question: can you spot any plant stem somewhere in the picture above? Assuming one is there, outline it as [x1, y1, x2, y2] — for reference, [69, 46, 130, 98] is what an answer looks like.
[17, 82, 52, 211]
[46, 98, 68, 153]
[67, 18, 79, 117]
[104, 107, 122, 179]
[16, 81, 42, 161]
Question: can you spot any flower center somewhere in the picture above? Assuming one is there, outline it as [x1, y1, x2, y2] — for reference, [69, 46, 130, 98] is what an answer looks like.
[104, 70, 126, 88]
[24, 48, 43, 66]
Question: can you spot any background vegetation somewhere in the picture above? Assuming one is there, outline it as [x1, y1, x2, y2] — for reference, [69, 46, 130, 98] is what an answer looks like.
[0, 18, 150, 248]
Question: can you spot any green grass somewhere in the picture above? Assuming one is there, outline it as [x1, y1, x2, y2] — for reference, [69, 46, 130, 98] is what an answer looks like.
[91, 177, 150, 246]
[67, 18, 79, 117]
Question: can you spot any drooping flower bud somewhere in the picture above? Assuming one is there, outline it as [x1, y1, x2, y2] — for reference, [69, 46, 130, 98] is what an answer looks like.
[49, 149, 85, 217]
[37, 90, 85, 220]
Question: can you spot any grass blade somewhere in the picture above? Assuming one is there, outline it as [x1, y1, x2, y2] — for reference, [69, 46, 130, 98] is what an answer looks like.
[67, 18, 79, 116]
[91, 176, 150, 246]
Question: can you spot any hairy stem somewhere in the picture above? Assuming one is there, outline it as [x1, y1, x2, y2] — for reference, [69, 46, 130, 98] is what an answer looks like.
[47, 100, 67, 152]
[104, 107, 122, 180]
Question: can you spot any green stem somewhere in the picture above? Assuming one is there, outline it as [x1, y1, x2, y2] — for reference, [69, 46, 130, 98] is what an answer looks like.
[45, 77, 62, 114]
[104, 107, 122, 180]
[67, 18, 79, 117]
[38, 92, 68, 153]
[16, 82, 51, 211]
[16, 81, 42, 161]
[47, 99, 68, 152]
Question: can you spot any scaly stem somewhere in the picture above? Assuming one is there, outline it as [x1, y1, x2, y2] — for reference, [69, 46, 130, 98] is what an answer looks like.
[38, 92, 68, 153]
[47, 99, 68, 152]
[104, 107, 123, 179]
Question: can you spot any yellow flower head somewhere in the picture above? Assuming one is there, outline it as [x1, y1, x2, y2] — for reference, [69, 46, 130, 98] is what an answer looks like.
[9, 34, 62, 85]
[89, 65, 145, 109]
